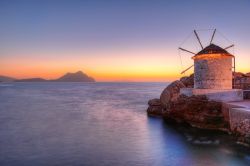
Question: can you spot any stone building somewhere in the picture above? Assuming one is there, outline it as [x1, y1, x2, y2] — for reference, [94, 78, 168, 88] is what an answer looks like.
[180, 43, 243, 102]
[193, 44, 233, 89]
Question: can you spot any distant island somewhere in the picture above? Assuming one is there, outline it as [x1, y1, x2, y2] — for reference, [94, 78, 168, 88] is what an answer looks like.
[0, 71, 95, 82]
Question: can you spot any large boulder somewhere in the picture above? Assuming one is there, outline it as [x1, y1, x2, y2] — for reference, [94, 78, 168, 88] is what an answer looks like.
[180, 74, 194, 88]
[162, 95, 228, 130]
[147, 98, 163, 116]
[160, 80, 185, 108]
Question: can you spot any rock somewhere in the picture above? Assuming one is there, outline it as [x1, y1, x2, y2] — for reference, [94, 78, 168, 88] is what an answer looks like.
[147, 76, 190, 116]
[235, 119, 250, 144]
[162, 95, 228, 130]
[148, 98, 161, 106]
[0, 75, 16, 82]
[180, 74, 194, 88]
[156, 74, 228, 131]
[160, 80, 185, 109]
[54, 71, 95, 82]
[147, 98, 163, 116]
[237, 119, 250, 134]
[146, 71, 250, 144]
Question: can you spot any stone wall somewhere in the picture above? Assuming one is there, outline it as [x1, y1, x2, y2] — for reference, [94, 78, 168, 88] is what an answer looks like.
[194, 56, 232, 89]
[229, 108, 250, 144]
[229, 108, 250, 131]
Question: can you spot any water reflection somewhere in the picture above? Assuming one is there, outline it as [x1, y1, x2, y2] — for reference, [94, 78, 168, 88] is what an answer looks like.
[0, 82, 249, 166]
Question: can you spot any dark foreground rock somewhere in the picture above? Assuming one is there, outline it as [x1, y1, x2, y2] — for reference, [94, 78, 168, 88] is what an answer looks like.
[160, 80, 185, 107]
[147, 98, 163, 116]
[162, 95, 228, 131]
[180, 74, 194, 88]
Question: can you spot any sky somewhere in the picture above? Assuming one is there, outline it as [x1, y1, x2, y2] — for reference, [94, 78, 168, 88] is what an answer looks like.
[0, 0, 249, 82]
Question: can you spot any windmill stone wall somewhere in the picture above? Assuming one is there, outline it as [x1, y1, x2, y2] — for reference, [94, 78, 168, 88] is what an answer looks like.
[194, 56, 233, 89]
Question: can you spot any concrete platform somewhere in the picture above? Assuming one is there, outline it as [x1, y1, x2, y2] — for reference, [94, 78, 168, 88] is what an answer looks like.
[222, 100, 250, 130]
[180, 88, 243, 102]
[227, 100, 250, 109]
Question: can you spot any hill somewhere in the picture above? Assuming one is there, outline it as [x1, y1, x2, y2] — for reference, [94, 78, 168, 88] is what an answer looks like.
[0, 75, 16, 82]
[0, 71, 95, 82]
[54, 71, 95, 82]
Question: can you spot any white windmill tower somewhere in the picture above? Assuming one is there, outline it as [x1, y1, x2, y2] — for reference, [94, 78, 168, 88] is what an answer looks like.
[178, 29, 243, 102]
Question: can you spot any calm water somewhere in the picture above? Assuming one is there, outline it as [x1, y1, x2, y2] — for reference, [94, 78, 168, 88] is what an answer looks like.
[0, 82, 250, 166]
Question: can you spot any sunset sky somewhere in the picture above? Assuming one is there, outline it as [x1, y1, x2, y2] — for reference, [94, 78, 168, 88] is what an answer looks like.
[0, 0, 249, 82]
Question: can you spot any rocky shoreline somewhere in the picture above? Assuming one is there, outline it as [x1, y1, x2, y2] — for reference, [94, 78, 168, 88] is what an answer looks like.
[147, 72, 250, 146]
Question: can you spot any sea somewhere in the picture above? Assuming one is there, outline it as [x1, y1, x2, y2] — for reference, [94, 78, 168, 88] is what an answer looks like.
[0, 82, 250, 166]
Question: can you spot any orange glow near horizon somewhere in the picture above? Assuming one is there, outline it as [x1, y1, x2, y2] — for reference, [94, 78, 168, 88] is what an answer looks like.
[0, 47, 179, 82]
[0, 47, 248, 82]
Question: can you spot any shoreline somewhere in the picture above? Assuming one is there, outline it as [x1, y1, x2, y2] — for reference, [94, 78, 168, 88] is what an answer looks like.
[147, 72, 250, 147]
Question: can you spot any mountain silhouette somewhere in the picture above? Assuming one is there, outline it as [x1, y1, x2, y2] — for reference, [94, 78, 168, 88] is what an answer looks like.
[0, 71, 95, 82]
[54, 71, 95, 82]
[0, 75, 16, 82]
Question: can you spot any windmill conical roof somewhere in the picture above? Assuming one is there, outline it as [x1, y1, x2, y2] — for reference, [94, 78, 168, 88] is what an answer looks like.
[196, 44, 231, 55]
[192, 44, 234, 59]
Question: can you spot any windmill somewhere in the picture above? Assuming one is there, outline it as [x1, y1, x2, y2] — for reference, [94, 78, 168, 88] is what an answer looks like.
[178, 29, 236, 89]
